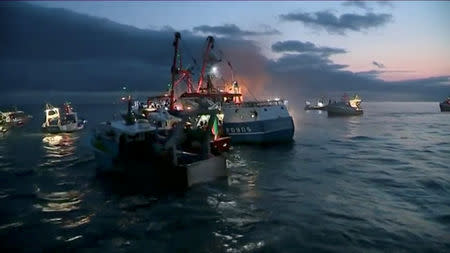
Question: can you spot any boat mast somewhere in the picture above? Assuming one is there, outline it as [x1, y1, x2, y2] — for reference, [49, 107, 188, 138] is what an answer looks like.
[226, 61, 234, 82]
[197, 36, 215, 93]
[170, 32, 181, 111]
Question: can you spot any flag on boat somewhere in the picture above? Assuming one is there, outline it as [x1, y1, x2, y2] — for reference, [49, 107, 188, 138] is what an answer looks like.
[211, 116, 219, 140]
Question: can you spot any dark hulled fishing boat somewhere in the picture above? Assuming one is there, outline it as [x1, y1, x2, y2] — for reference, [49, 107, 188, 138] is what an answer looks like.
[439, 97, 450, 112]
[327, 94, 363, 116]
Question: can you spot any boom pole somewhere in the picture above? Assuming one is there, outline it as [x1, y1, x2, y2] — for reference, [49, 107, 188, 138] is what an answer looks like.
[170, 32, 181, 111]
[197, 36, 215, 92]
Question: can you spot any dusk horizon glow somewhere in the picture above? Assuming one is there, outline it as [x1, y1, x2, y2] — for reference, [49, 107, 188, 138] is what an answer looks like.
[34, 1, 450, 82]
[1, 1, 448, 101]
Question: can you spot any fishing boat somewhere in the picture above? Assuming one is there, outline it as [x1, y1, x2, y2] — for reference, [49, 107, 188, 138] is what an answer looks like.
[91, 99, 164, 172]
[304, 98, 328, 110]
[91, 95, 229, 187]
[41, 102, 86, 133]
[327, 94, 363, 116]
[151, 32, 294, 144]
[439, 97, 450, 112]
[220, 97, 294, 143]
[0, 115, 6, 134]
[0, 108, 32, 126]
[0, 124, 7, 134]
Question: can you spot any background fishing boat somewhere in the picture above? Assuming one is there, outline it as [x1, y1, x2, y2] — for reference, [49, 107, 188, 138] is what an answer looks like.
[91, 95, 229, 188]
[327, 94, 363, 116]
[304, 98, 328, 110]
[41, 102, 86, 133]
[439, 97, 450, 112]
[0, 107, 32, 126]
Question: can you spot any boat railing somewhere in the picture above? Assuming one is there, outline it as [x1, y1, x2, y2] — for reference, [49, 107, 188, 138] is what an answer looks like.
[224, 100, 286, 108]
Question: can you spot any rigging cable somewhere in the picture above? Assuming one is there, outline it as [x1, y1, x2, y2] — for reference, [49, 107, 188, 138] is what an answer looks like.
[214, 42, 259, 102]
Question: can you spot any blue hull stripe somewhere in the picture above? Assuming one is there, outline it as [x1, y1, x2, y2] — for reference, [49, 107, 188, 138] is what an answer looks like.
[223, 117, 294, 143]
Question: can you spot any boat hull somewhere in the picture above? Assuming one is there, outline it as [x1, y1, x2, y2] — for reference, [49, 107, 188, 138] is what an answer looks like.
[42, 123, 85, 133]
[91, 135, 163, 174]
[186, 155, 227, 187]
[0, 125, 7, 134]
[93, 145, 227, 188]
[327, 105, 363, 116]
[440, 102, 450, 112]
[223, 116, 294, 144]
[304, 105, 327, 111]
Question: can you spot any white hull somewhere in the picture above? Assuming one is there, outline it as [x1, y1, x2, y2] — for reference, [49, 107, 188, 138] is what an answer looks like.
[42, 104, 85, 133]
[221, 100, 294, 143]
[42, 122, 85, 133]
[186, 155, 227, 187]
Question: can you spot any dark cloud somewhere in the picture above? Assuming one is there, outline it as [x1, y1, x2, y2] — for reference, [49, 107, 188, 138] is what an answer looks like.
[355, 69, 415, 79]
[342, 1, 394, 10]
[192, 24, 280, 37]
[268, 55, 449, 102]
[272, 40, 347, 56]
[280, 11, 392, 35]
[0, 2, 266, 93]
[390, 76, 450, 87]
[377, 1, 394, 8]
[355, 70, 382, 77]
[342, 1, 372, 10]
[269, 53, 348, 73]
[372, 61, 385, 68]
[0, 2, 446, 103]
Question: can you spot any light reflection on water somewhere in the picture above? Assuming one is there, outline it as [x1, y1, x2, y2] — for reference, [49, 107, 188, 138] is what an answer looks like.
[0, 102, 449, 252]
[33, 133, 94, 240]
[39, 134, 79, 170]
[207, 147, 267, 253]
[34, 189, 82, 212]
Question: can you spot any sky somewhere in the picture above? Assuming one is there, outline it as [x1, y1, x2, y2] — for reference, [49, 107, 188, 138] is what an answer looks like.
[34, 1, 450, 82]
[0, 1, 449, 102]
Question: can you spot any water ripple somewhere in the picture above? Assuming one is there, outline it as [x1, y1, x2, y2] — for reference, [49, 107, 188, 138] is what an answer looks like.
[34, 189, 82, 212]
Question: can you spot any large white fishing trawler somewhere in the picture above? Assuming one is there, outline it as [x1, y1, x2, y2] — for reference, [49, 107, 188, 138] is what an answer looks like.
[145, 33, 295, 144]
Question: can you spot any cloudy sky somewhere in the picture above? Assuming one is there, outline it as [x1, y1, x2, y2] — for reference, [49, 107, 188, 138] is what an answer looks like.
[1, 1, 449, 101]
[35, 1, 450, 81]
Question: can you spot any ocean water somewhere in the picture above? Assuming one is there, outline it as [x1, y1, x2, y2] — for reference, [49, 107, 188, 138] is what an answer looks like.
[0, 102, 449, 252]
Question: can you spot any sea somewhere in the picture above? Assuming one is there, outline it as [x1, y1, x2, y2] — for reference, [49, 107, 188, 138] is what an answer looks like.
[0, 100, 449, 252]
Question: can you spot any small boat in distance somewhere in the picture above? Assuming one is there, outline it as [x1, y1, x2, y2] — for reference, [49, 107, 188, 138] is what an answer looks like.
[0, 115, 7, 134]
[304, 98, 328, 110]
[439, 97, 450, 112]
[327, 94, 363, 116]
[0, 107, 32, 126]
[0, 124, 7, 134]
[42, 102, 86, 133]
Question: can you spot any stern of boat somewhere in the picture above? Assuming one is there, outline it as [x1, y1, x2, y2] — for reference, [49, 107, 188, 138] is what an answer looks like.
[186, 155, 227, 187]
